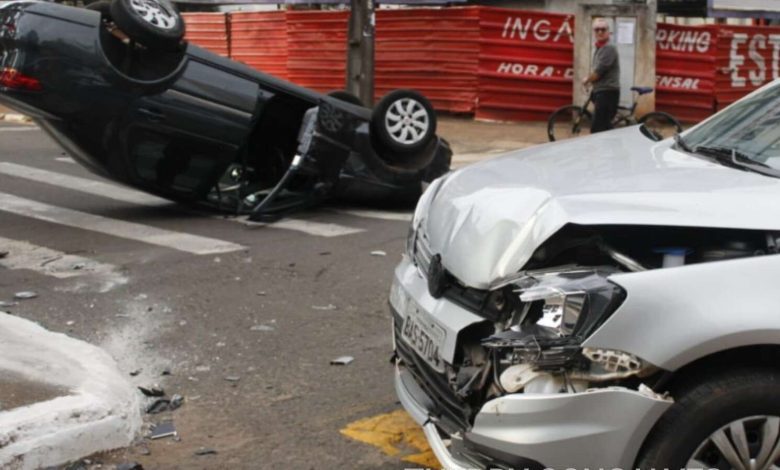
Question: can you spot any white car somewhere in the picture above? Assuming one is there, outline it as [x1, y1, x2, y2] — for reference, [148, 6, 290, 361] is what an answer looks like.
[391, 79, 780, 469]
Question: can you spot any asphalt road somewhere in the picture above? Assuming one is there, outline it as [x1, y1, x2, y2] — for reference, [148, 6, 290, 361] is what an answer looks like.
[0, 122, 428, 469]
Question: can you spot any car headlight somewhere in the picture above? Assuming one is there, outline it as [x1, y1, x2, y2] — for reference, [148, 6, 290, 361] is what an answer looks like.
[483, 267, 626, 368]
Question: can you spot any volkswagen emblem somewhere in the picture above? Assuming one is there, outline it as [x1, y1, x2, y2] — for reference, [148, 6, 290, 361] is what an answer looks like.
[427, 254, 446, 298]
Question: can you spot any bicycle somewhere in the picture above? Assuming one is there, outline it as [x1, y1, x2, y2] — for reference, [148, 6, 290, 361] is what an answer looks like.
[547, 86, 682, 142]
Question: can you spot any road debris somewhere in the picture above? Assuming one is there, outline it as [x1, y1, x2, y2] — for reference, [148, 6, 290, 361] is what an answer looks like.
[129, 369, 141, 377]
[250, 324, 274, 332]
[370, 250, 387, 257]
[224, 376, 241, 382]
[72, 262, 85, 270]
[312, 304, 337, 311]
[136, 444, 151, 456]
[14, 291, 38, 300]
[0, 301, 17, 308]
[0, 250, 8, 259]
[256, 291, 267, 296]
[66, 320, 75, 326]
[194, 447, 218, 456]
[116, 462, 144, 470]
[161, 368, 171, 376]
[145, 399, 170, 414]
[330, 356, 354, 366]
[149, 422, 176, 440]
[138, 385, 165, 397]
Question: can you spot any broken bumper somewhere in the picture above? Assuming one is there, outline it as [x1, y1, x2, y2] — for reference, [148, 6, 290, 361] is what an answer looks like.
[395, 363, 672, 469]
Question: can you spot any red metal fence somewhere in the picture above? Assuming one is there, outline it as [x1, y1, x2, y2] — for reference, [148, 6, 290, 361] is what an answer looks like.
[477, 8, 574, 121]
[182, 9, 776, 123]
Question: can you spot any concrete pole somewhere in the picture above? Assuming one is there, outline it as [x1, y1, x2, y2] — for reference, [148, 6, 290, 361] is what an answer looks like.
[346, 0, 376, 106]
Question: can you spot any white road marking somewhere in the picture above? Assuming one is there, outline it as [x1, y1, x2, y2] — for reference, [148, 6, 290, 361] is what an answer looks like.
[0, 192, 245, 255]
[238, 216, 365, 237]
[330, 208, 412, 222]
[0, 126, 38, 132]
[0, 236, 127, 292]
[0, 162, 171, 206]
[0, 162, 365, 238]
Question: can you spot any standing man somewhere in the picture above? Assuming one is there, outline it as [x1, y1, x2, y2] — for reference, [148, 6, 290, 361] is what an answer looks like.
[582, 18, 620, 133]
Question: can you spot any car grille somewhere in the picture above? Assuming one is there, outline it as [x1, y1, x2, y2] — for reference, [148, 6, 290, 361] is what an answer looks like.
[392, 308, 473, 433]
[412, 229, 434, 277]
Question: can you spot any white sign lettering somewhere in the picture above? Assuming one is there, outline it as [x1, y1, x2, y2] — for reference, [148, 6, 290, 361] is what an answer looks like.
[657, 29, 712, 53]
[729, 33, 780, 88]
[501, 16, 574, 43]
[656, 75, 701, 90]
[496, 62, 573, 78]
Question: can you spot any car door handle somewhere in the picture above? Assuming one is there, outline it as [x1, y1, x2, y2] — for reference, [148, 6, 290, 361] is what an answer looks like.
[138, 107, 166, 122]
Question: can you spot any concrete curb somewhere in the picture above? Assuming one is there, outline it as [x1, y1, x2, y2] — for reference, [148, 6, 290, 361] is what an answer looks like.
[0, 312, 141, 470]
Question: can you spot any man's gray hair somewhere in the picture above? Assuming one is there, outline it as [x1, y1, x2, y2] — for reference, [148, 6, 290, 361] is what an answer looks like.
[593, 18, 610, 30]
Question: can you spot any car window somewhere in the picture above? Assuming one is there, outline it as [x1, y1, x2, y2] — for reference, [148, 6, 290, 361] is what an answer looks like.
[684, 82, 780, 170]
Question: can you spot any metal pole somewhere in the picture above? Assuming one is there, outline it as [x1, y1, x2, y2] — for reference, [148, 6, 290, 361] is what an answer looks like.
[346, 0, 375, 106]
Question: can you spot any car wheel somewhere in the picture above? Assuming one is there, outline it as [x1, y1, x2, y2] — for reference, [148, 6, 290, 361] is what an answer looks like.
[86, 0, 113, 20]
[327, 90, 364, 107]
[110, 0, 184, 51]
[636, 368, 780, 469]
[371, 89, 436, 155]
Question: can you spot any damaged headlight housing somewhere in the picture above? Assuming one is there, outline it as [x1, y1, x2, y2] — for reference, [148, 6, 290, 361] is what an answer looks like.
[483, 268, 626, 368]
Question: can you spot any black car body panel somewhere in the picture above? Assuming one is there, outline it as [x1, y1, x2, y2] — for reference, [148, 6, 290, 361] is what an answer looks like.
[0, 1, 451, 219]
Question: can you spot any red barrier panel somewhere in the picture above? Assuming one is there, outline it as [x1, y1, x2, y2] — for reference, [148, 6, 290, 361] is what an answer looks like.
[286, 10, 349, 92]
[183, 13, 230, 58]
[714, 24, 780, 111]
[476, 7, 574, 121]
[655, 23, 718, 122]
[375, 7, 480, 112]
[229, 11, 288, 79]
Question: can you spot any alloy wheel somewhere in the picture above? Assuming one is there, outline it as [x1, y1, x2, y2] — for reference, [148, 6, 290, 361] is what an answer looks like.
[129, 0, 177, 30]
[688, 416, 780, 470]
[384, 98, 430, 145]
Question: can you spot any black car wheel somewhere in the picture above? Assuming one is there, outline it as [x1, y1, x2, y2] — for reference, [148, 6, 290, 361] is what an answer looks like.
[636, 368, 780, 469]
[371, 89, 436, 155]
[86, 0, 112, 20]
[110, 0, 184, 51]
[327, 90, 364, 107]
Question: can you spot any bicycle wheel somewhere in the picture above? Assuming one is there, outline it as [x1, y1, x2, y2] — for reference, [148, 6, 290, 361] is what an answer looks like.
[638, 111, 683, 141]
[547, 105, 592, 142]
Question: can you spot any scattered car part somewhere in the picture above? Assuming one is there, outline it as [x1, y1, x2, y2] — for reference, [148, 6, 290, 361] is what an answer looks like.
[330, 356, 354, 365]
[13, 291, 38, 300]
[149, 422, 176, 440]
[138, 385, 164, 397]
[194, 447, 218, 456]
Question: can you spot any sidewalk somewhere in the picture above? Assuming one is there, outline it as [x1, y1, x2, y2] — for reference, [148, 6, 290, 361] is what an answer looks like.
[0, 312, 141, 470]
[438, 116, 549, 167]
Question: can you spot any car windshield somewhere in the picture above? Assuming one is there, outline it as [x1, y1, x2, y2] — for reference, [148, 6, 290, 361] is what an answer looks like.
[682, 81, 780, 173]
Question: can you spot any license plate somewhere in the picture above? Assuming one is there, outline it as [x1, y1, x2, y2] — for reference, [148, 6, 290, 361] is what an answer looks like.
[401, 302, 446, 373]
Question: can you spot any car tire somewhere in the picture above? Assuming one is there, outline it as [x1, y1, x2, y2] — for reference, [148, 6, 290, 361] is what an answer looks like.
[371, 89, 436, 155]
[636, 368, 780, 469]
[86, 0, 113, 19]
[327, 90, 364, 107]
[110, 0, 184, 51]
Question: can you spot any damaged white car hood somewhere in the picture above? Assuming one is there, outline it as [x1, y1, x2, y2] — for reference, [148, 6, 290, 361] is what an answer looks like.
[424, 126, 780, 289]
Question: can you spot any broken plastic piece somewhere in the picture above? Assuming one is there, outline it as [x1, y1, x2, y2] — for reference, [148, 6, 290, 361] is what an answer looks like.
[116, 463, 144, 470]
[194, 447, 218, 456]
[370, 250, 387, 257]
[224, 376, 241, 382]
[169, 394, 184, 411]
[146, 398, 170, 414]
[330, 356, 354, 365]
[0, 301, 17, 308]
[13, 291, 38, 300]
[312, 304, 337, 311]
[149, 422, 176, 440]
[138, 385, 165, 397]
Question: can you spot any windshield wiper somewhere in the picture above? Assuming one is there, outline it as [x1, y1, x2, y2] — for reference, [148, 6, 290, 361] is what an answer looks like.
[673, 133, 693, 153]
[693, 145, 780, 177]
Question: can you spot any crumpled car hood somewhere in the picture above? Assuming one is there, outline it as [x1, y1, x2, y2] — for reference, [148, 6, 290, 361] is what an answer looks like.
[424, 126, 780, 289]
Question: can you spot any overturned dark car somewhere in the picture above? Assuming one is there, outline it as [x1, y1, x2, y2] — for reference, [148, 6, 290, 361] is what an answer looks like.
[0, 0, 451, 220]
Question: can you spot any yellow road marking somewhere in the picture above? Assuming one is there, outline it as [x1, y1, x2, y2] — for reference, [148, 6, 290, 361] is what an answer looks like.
[341, 409, 440, 468]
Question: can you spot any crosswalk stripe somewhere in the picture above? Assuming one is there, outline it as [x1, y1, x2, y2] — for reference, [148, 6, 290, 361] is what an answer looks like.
[238, 216, 365, 237]
[0, 236, 127, 293]
[0, 192, 245, 255]
[0, 127, 38, 132]
[0, 162, 364, 238]
[0, 162, 171, 206]
[329, 208, 412, 222]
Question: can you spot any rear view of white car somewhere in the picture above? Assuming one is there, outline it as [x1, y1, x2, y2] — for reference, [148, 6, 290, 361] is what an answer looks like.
[391, 79, 780, 469]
